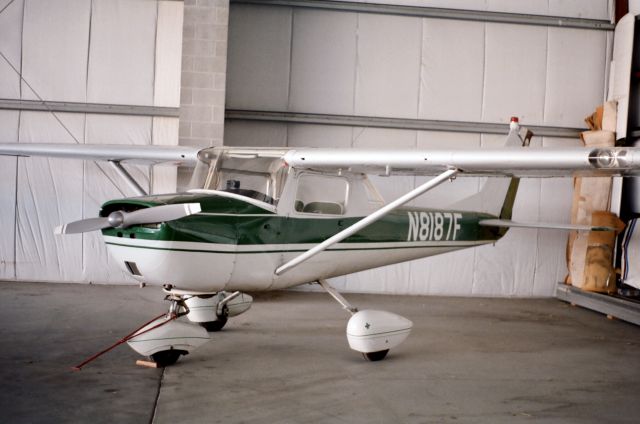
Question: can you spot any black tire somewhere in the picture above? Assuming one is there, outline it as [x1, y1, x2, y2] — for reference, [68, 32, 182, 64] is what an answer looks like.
[199, 316, 227, 332]
[363, 349, 389, 361]
[151, 350, 185, 367]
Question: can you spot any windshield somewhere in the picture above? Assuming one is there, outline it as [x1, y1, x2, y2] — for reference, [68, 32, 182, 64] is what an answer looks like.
[191, 148, 289, 205]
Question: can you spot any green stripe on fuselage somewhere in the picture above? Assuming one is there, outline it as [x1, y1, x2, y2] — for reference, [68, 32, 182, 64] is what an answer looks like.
[101, 195, 501, 247]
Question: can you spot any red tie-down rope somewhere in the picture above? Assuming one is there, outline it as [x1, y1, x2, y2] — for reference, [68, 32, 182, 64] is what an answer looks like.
[71, 312, 178, 371]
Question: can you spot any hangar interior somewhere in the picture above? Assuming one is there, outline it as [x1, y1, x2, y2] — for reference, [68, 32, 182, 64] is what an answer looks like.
[1, 1, 640, 423]
[225, 1, 611, 297]
[0, 0, 628, 298]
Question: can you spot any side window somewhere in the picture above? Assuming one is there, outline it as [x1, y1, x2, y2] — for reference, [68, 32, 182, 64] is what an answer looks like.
[295, 174, 348, 215]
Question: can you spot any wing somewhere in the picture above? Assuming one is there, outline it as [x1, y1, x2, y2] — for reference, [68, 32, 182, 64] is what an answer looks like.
[283, 147, 640, 177]
[0, 143, 200, 166]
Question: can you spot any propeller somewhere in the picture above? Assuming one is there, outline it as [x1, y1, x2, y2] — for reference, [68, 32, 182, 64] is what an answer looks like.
[55, 203, 201, 235]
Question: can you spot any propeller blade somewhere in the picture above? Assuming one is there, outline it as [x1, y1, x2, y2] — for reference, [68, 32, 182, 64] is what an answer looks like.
[54, 217, 111, 235]
[122, 203, 201, 227]
[55, 203, 201, 235]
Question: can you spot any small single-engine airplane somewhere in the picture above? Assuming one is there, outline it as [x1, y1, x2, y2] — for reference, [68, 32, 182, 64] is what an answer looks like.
[1, 118, 639, 366]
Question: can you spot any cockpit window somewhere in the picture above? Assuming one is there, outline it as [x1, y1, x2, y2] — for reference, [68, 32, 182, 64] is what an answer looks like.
[216, 169, 275, 204]
[193, 148, 289, 205]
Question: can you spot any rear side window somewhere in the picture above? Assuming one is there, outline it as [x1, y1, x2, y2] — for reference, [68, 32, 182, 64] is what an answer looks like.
[295, 174, 348, 215]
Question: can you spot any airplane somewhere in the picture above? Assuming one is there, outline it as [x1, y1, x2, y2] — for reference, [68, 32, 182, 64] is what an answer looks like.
[1, 117, 639, 367]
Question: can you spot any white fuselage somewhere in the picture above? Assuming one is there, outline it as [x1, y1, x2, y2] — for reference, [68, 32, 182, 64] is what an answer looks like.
[105, 235, 491, 292]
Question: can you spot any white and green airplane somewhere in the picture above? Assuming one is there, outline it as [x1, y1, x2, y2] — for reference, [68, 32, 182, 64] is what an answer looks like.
[1, 118, 639, 366]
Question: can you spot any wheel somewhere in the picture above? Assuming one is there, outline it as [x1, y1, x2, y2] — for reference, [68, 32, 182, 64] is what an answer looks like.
[199, 316, 227, 332]
[362, 349, 389, 361]
[151, 350, 185, 367]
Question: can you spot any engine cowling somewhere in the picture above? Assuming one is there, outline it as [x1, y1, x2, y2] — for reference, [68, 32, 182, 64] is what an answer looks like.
[346, 310, 412, 354]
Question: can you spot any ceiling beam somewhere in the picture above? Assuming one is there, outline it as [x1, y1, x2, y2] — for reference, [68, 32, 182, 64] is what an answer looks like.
[225, 109, 584, 139]
[231, 0, 614, 31]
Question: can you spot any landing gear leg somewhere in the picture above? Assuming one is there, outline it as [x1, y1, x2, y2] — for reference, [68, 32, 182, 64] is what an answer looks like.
[316, 279, 358, 315]
[316, 280, 411, 361]
[179, 290, 253, 332]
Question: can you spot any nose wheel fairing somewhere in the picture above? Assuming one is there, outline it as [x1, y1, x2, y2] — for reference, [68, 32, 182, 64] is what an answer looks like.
[126, 315, 210, 360]
[125, 290, 254, 366]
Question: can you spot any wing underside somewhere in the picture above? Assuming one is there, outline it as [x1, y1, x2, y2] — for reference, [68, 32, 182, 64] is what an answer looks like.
[283, 147, 640, 177]
[0, 143, 200, 166]
[3, 142, 640, 177]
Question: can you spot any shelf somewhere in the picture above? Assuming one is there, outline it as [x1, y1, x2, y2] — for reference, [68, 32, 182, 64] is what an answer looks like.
[556, 283, 640, 326]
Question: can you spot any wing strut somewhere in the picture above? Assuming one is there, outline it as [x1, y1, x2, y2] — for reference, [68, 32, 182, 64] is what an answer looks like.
[109, 160, 147, 196]
[275, 168, 459, 276]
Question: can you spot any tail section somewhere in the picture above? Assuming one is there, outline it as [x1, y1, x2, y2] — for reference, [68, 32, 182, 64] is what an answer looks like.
[451, 117, 532, 218]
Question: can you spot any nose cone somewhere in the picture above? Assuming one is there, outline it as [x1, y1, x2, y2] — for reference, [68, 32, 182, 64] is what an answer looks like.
[108, 211, 125, 228]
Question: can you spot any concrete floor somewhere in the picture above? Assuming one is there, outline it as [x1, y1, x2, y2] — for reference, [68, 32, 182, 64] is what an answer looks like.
[0, 282, 638, 424]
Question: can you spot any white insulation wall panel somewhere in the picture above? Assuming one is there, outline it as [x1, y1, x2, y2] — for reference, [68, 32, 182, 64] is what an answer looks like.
[227, 4, 611, 126]
[82, 115, 152, 284]
[419, 19, 484, 122]
[344, 0, 613, 20]
[152, 1, 184, 194]
[154, 1, 184, 108]
[545, 28, 608, 127]
[0, 111, 19, 280]
[354, 14, 422, 119]
[0, 0, 23, 98]
[548, 0, 611, 20]
[226, 5, 292, 110]
[224, 121, 288, 147]
[87, 0, 157, 106]
[16, 112, 85, 282]
[21, 0, 90, 102]
[482, 24, 548, 124]
[226, 2, 611, 297]
[289, 10, 357, 115]
[288, 124, 353, 148]
[2, 1, 183, 286]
